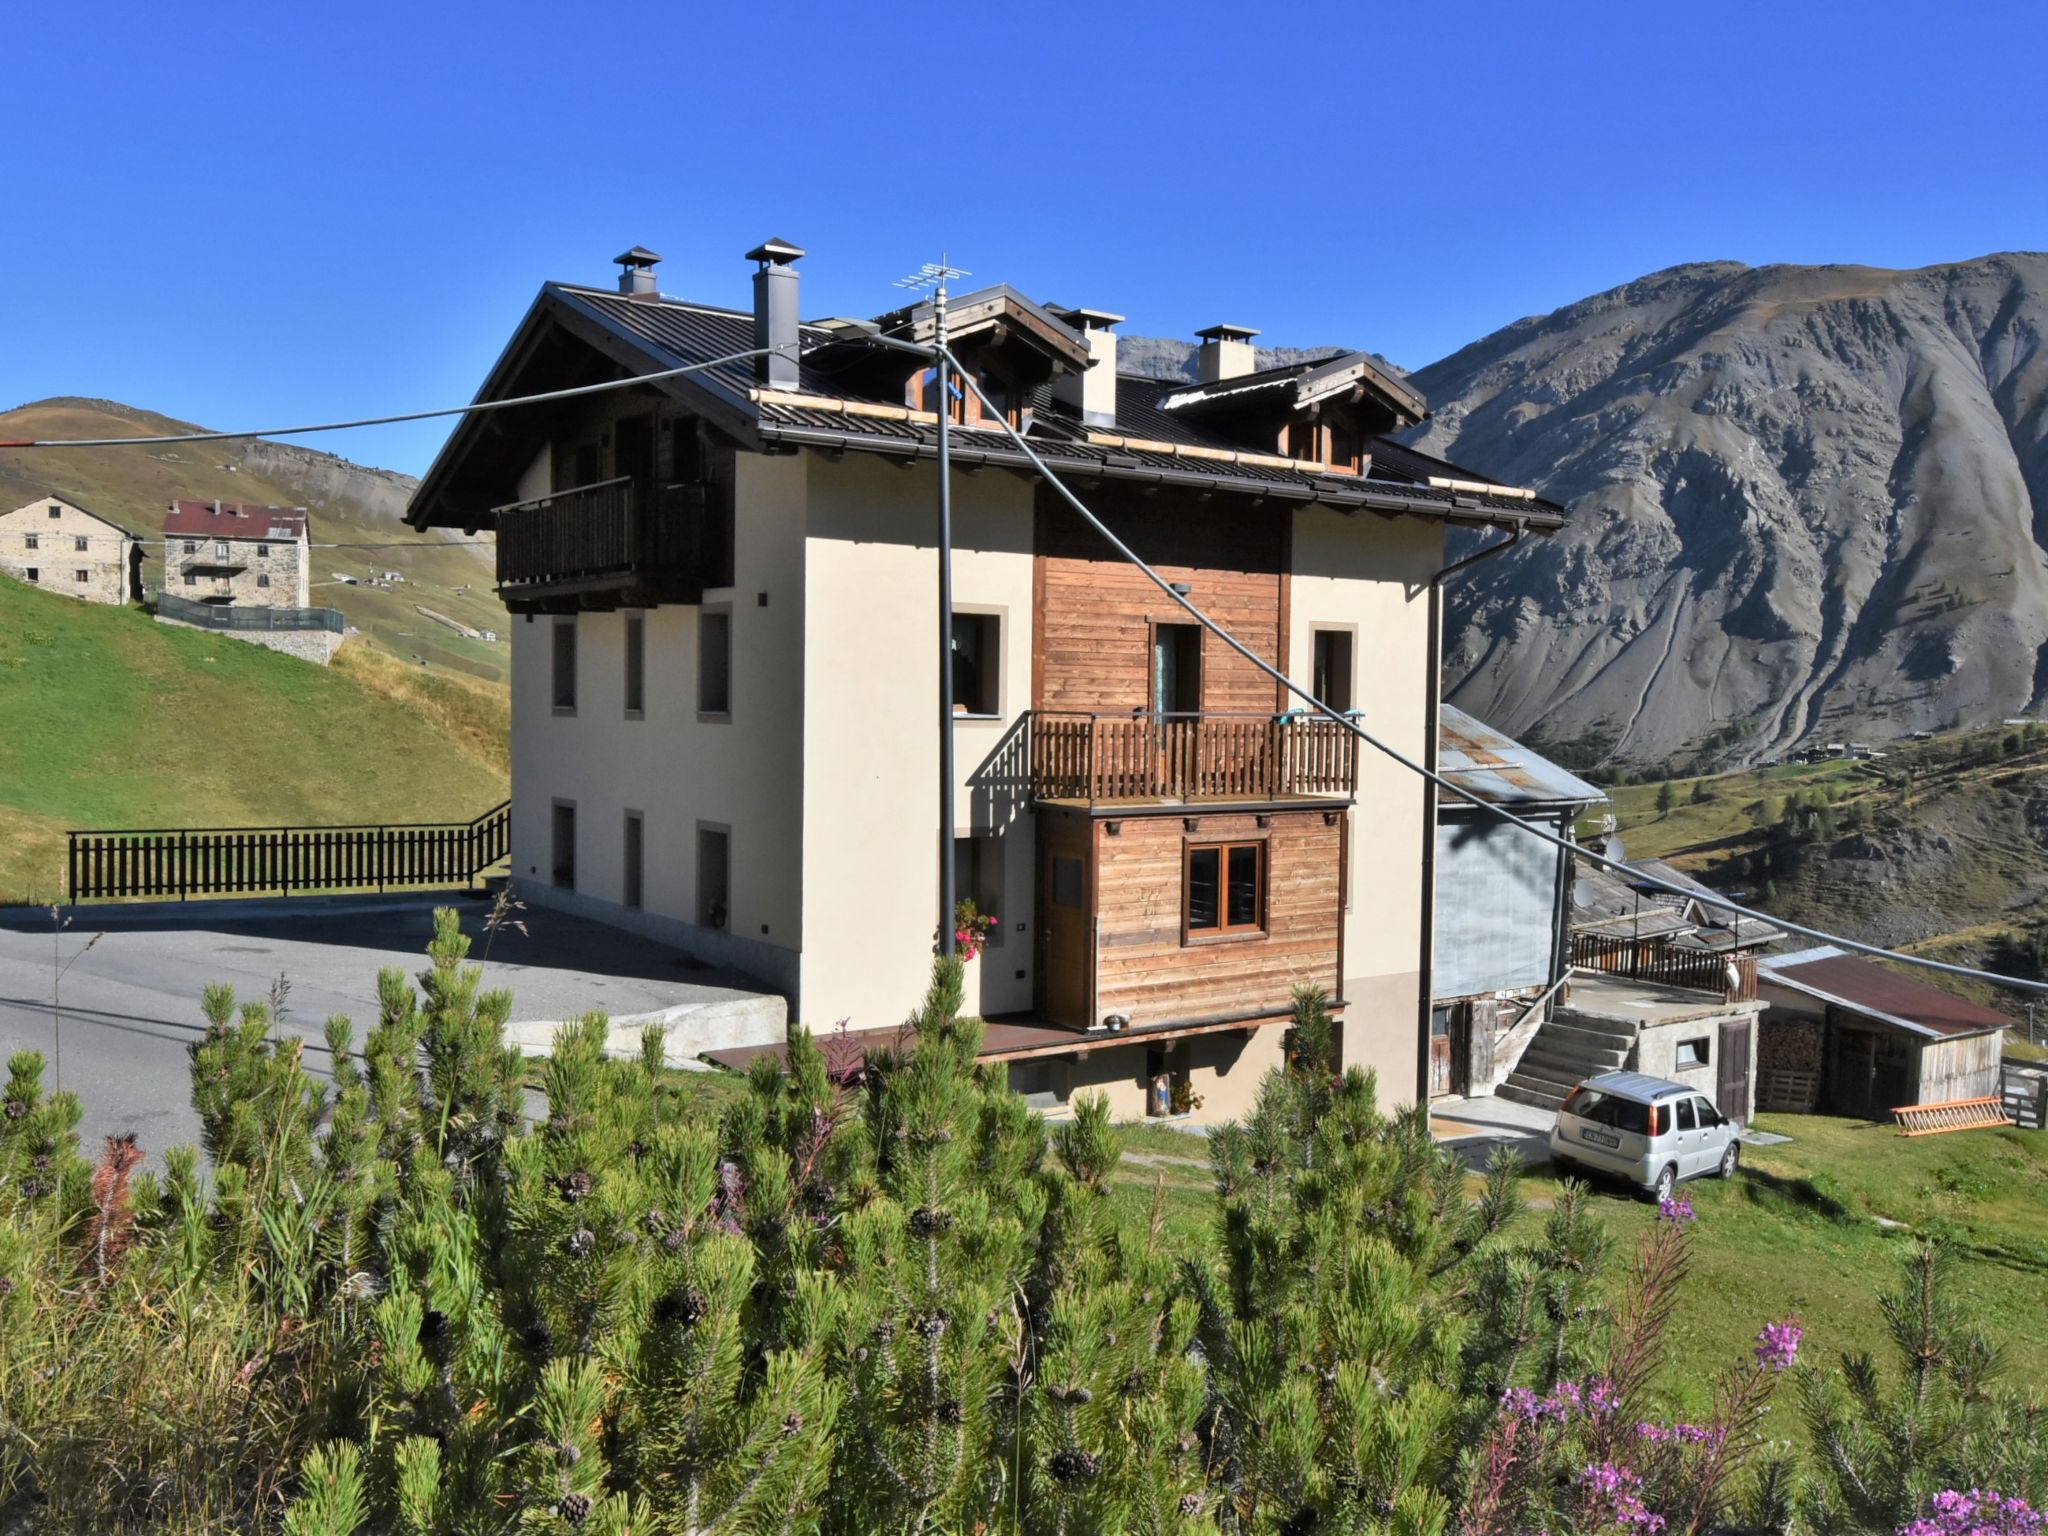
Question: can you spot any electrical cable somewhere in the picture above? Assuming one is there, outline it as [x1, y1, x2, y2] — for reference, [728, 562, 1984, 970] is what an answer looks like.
[0, 347, 791, 448]
[939, 344, 2048, 999]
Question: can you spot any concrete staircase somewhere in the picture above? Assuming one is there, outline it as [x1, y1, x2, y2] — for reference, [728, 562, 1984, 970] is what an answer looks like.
[1496, 1008, 1636, 1114]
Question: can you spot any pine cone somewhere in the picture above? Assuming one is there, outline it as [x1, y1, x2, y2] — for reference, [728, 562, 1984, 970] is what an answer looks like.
[937, 1397, 965, 1425]
[780, 1412, 805, 1438]
[2, 1098, 26, 1120]
[562, 1229, 595, 1260]
[1048, 1447, 1101, 1486]
[0, 1277, 15, 1299]
[653, 1287, 707, 1328]
[1179, 1494, 1205, 1517]
[557, 1491, 593, 1526]
[908, 1206, 955, 1238]
[1048, 1384, 1094, 1406]
[558, 1170, 593, 1203]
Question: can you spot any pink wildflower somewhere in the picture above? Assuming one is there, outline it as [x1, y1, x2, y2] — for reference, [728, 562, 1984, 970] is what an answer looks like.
[1753, 1317, 1802, 1372]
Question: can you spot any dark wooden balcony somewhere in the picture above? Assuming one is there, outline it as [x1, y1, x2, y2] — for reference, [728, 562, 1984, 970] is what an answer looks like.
[1028, 711, 1359, 805]
[494, 478, 733, 610]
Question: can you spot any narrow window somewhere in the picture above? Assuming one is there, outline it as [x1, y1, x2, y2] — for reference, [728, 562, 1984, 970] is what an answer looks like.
[623, 812, 644, 910]
[699, 608, 731, 716]
[697, 826, 730, 929]
[74, 535, 89, 552]
[257, 573, 272, 588]
[952, 834, 1002, 948]
[216, 542, 230, 559]
[552, 618, 578, 713]
[1152, 623, 1202, 715]
[1185, 841, 1264, 937]
[551, 802, 576, 889]
[950, 612, 1000, 716]
[1312, 629, 1354, 713]
[624, 613, 646, 716]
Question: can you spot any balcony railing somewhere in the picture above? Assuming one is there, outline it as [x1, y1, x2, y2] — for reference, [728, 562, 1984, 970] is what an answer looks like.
[1028, 711, 1360, 804]
[1570, 934, 1760, 1004]
[494, 478, 732, 600]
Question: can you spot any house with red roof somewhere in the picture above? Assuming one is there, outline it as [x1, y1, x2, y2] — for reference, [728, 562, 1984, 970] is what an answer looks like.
[160, 500, 310, 608]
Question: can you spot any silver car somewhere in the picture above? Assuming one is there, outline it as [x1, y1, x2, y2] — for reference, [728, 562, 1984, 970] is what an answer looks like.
[1548, 1071, 1740, 1202]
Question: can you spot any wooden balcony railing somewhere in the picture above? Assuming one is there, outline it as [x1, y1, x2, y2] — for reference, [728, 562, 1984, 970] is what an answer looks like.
[494, 478, 732, 599]
[1571, 934, 1759, 1004]
[1028, 711, 1360, 803]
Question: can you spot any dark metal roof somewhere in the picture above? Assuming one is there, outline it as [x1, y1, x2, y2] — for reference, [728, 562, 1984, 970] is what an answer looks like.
[1757, 947, 2011, 1040]
[1439, 704, 1607, 809]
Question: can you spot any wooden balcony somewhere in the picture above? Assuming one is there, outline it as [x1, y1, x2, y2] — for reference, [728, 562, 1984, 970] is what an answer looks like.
[1028, 711, 1359, 805]
[494, 478, 733, 611]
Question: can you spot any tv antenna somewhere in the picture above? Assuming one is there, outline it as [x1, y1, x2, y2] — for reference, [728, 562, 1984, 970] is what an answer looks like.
[894, 256, 971, 956]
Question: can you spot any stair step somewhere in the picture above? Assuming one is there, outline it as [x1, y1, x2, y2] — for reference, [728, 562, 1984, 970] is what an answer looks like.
[1542, 1019, 1638, 1051]
[1505, 1062, 1583, 1095]
[1497, 1080, 1568, 1113]
[1520, 1043, 1628, 1076]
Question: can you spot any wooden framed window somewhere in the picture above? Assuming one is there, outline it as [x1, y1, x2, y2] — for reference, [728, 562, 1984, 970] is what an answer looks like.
[1184, 841, 1264, 939]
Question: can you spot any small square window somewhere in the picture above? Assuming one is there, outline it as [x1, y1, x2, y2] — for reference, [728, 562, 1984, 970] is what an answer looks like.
[257, 543, 269, 557]
[183, 540, 197, 555]
[183, 571, 197, 586]
[24, 567, 38, 583]
[23, 534, 37, 550]
[47, 505, 61, 519]
[699, 608, 731, 716]
[552, 618, 578, 712]
[257, 573, 271, 588]
[74, 535, 89, 552]
[1186, 841, 1264, 937]
[73, 569, 88, 583]
[951, 612, 1000, 716]
[1676, 1037, 1710, 1068]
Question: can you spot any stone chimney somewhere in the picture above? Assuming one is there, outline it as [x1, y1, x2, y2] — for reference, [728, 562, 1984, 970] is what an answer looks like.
[1051, 306, 1125, 427]
[747, 238, 806, 390]
[614, 246, 662, 298]
[1195, 323, 1260, 384]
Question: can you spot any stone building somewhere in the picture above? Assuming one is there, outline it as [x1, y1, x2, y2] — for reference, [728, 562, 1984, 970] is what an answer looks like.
[0, 493, 143, 604]
[160, 500, 310, 606]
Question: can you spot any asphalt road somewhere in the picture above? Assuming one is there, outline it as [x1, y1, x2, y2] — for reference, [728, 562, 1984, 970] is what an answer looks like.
[0, 893, 768, 1160]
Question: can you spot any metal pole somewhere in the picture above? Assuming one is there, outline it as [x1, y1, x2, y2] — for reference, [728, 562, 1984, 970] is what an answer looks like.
[936, 277, 957, 958]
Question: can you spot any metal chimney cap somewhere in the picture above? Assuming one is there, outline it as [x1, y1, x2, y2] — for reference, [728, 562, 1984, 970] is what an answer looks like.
[1195, 323, 1260, 341]
[745, 237, 807, 266]
[613, 246, 663, 267]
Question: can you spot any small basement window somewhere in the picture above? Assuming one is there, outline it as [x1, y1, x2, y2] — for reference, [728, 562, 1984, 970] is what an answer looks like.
[1676, 1037, 1710, 1068]
[1186, 841, 1264, 938]
[182, 571, 197, 586]
[552, 618, 578, 713]
[951, 612, 1000, 716]
[23, 567, 38, 583]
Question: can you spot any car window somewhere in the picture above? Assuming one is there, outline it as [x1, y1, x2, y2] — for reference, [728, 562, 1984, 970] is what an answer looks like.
[1676, 1098, 1697, 1131]
[1695, 1097, 1720, 1127]
[1569, 1088, 1650, 1136]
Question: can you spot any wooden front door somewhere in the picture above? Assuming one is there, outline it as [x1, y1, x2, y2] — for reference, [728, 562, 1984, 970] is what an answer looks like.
[1717, 1017, 1753, 1124]
[1038, 847, 1092, 1027]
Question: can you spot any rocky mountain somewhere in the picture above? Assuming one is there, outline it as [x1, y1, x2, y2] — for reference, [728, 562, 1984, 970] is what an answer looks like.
[1402, 255, 2048, 770]
[1116, 336, 1376, 382]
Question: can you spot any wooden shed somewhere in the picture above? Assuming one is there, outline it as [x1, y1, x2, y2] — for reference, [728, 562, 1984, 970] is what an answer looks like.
[1755, 946, 2008, 1119]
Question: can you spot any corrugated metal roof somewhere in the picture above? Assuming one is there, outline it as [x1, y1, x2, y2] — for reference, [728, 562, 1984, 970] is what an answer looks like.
[1439, 704, 1607, 808]
[1757, 946, 2011, 1039]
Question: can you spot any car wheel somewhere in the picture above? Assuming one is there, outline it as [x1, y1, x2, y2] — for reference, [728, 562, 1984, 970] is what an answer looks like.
[1652, 1163, 1677, 1204]
[1719, 1141, 1740, 1179]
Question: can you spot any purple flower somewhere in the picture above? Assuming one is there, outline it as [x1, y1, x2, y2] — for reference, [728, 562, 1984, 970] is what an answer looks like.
[1657, 1195, 1696, 1225]
[1754, 1318, 1802, 1372]
[1899, 1489, 2044, 1536]
[1578, 1462, 1666, 1533]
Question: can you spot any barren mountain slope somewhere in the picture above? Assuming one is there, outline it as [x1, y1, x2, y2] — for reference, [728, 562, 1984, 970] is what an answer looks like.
[1404, 255, 2048, 768]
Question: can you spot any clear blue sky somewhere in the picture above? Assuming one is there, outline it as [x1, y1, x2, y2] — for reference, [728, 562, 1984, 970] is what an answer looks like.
[10, 0, 2048, 476]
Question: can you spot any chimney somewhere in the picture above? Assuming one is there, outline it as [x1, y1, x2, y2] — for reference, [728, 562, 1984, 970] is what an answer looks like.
[1195, 323, 1260, 384]
[1051, 306, 1125, 428]
[747, 238, 806, 390]
[614, 246, 662, 297]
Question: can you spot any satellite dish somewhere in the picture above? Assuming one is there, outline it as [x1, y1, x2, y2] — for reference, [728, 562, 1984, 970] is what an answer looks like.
[1570, 879, 1596, 911]
[1602, 835, 1627, 864]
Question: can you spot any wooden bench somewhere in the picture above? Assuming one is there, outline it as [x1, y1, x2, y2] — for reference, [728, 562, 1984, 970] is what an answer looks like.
[1892, 1096, 2014, 1137]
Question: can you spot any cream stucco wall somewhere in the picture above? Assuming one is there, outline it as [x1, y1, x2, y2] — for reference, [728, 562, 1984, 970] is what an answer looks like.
[1287, 507, 1440, 1107]
[0, 497, 135, 604]
[798, 452, 1037, 1032]
[1007, 1022, 1287, 1128]
[509, 453, 808, 989]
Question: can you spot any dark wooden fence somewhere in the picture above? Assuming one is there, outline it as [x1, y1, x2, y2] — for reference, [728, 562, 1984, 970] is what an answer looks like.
[67, 801, 511, 902]
[1571, 933, 1759, 1003]
[1028, 712, 1360, 803]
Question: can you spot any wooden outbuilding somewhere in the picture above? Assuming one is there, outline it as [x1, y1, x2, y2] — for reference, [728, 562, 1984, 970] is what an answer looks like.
[1755, 946, 2008, 1118]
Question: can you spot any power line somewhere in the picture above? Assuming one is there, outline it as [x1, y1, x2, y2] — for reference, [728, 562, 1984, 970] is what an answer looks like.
[939, 344, 2048, 1000]
[0, 347, 789, 448]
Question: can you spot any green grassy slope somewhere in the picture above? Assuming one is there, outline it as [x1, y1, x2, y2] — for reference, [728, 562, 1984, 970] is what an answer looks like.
[0, 576, 507, 902]
[0, 397, 510, 684]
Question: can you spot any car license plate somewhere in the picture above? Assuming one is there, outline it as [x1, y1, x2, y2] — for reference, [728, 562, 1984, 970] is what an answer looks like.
[1579, 1127, 1620, 1149]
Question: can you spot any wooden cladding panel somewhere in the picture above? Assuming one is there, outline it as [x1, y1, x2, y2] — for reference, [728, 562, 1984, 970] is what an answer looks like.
[1035, 486, 1284, 714]
[1091, 809, 1341, 1026]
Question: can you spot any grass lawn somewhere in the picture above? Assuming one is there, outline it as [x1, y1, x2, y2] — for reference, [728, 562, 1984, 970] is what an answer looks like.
[0, 577, 508, 901]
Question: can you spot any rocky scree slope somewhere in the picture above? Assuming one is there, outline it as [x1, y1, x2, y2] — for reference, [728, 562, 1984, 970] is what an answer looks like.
[1402, 255, 2048, 769]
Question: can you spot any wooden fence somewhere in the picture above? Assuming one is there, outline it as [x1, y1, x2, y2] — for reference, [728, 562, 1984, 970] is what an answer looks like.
[1570, 934, 1759, 1003]
[67, 801, 511, 902]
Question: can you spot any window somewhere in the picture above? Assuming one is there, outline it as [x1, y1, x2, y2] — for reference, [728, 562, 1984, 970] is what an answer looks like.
[257, 543, 269, 557]
[624, 614, 646, 716]
[552, 618, 577, 712]
[1565, 1087, 1650, 1136]
[950, 612, 1000, 716]
[74, 535, 89, 552]
[1185, 841, 1263, 937]
[216, 542, 230, 559]
[46, 505, 61, 519]
[952, 834, 1003, 947]
[1152, 623, 1202, 714]
[551, 802, 576, 890]
[1695, 1097, 1723, 1127]
[1312, 629, 1354, 713]
[183, 540, 197, 554]
[257, 573, 271, 588]
[1675, 1098, 1697, 1132]
[73, 569, 88, 583]
[183, 571, 197, 586]
[697, 826, 730, 929]
[1676, 1037, 1710, 1068]
[23, 534, 36, 550]
[622, 812, 644, 910]
[23, 567, 37, 584]
[699, 607, 731, 716]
